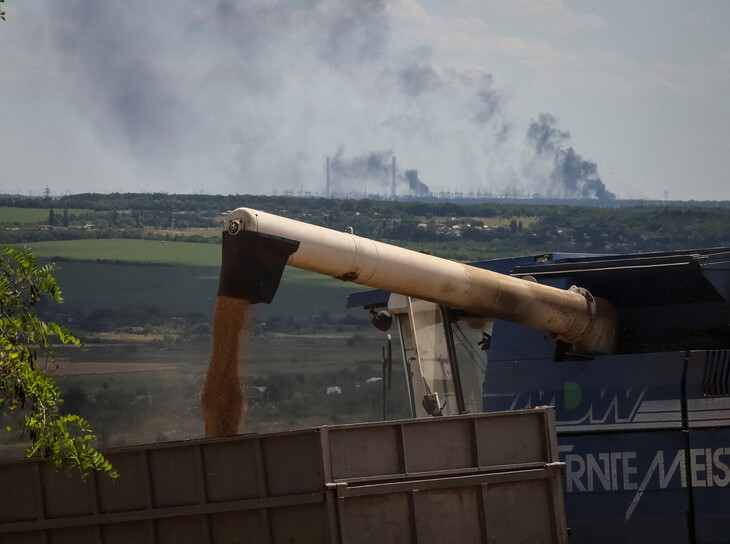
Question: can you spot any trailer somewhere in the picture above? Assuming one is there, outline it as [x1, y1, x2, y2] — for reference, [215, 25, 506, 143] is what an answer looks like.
[0, 409, 566, 543]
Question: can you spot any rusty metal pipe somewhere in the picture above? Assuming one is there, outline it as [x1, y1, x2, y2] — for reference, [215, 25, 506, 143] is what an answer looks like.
[223, 208, 617, 354]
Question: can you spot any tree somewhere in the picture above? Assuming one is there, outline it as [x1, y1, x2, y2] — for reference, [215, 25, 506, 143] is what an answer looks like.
[48, 208, 56, 226]
[0, 246, 117, 479]
[1, 0, 5, 21]
[62, 208, 70, 228]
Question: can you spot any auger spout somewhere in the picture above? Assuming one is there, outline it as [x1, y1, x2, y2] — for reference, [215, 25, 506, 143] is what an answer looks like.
[218, 207, 617, 354]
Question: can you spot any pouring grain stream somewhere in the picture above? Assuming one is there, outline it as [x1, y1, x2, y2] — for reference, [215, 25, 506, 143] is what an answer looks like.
[201, 296, 250, 437]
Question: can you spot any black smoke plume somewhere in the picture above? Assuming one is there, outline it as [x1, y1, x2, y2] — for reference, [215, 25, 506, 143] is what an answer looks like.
[553, 148, 615, 200]
[404, 169, 430, 197]
[527, 113, 615, 200]
[526, 113, 570, 155]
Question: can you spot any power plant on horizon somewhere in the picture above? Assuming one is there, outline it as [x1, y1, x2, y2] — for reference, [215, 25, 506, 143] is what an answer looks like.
[277, 147, 618, 202]
[326, 154, 401, 200]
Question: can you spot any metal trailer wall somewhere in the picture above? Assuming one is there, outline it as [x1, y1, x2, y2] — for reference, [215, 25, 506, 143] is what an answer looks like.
[0, 409, 567, 544]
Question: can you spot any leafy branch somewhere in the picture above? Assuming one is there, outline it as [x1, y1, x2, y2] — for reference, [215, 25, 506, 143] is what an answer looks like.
[1, 246, 117, 479]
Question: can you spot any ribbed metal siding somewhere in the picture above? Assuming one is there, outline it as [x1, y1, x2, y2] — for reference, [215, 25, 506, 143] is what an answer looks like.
[0, 408, 566, 544]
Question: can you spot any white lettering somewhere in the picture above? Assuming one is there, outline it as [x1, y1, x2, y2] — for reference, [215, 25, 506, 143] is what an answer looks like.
[691, 449, 707, 488]
[622, 452, 638, 490]
[566, 454, 586, 492]
[610, 452, 622, 490]
[659, 451, 685, 489]
[586, 453, 611, 491]
[627, 451, 661, 520]
[713, 448, 730, 487]
[564, 444, 729, 522]
[706, 448, 714, 487]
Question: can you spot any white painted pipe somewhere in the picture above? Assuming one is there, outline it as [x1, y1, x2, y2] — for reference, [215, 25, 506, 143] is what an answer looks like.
[225, 208, 617, 353]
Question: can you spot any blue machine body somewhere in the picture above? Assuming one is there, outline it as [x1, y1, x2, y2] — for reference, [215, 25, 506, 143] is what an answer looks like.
[348, 247, 730, 543]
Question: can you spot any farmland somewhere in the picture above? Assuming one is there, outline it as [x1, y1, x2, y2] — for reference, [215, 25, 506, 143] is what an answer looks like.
[0, 234, 393, 459]
[3, 193, 730, 461]
[25, 238, 221, 265]
[0, 206, 93, 224]
[46, 257, 361, 318]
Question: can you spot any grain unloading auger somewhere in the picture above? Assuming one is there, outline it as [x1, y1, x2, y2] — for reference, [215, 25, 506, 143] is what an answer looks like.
[218, 207, 618, 355]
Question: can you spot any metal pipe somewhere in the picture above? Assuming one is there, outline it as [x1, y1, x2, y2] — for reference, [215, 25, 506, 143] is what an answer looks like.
[223, 208, 617, 353]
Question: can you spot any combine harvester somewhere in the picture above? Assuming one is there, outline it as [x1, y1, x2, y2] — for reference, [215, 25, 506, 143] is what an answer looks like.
[218, 208, 730, 543]
[2, 207, 728, 542]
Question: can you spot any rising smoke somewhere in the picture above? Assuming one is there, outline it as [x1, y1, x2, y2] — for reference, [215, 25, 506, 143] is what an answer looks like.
[329, 148, 431, 197]
[329, 148, 391, 194]
[37, 0, 614, 198]
[526, 114, 615, 200]
[319, 0, 391, 66]
[398, 63, 442, 98]
[52, 1, 186, 161]
[404, 170, 430, 197]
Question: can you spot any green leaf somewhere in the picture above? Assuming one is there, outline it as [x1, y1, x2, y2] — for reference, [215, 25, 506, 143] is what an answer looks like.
[1, 245, 116, 479]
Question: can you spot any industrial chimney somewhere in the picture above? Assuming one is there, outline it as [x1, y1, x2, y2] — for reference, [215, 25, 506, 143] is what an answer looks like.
[391, 156, 396, 200]
[326, 156, 331, 199]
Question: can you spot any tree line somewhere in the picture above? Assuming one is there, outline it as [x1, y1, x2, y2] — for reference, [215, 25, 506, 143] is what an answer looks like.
[2, 194, 730, 259]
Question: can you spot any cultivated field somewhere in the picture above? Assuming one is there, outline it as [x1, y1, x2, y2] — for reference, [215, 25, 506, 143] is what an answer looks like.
[47, 258, 362, 318]
[0, 206, 93, 224]
[26, 238, 221, 266]
[49, 361, 178, 375]
[1, 231, 402, 459]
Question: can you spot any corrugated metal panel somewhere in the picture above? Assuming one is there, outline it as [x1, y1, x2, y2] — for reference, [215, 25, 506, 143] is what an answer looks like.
[0, 408, 566, 543]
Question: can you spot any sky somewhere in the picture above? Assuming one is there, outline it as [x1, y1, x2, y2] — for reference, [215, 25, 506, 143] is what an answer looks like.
[1, 0, 729, 201]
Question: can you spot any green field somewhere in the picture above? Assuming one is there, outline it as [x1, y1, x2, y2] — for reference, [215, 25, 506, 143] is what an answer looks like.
[0, 206, 92, 224]
[22, 238, 367, 317]
[48, 260, 363, 318]
[25, 238, 222, 266]
[0, 237, 388, 458]
[49, 260, 219, 314]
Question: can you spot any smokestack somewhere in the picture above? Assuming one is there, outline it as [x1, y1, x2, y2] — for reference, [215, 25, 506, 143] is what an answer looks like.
[326, 156, 331, 198]
[391, 156, 396, 199]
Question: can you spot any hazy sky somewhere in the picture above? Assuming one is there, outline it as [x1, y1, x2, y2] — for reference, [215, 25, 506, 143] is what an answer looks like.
[1, 0, 728, 200]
